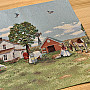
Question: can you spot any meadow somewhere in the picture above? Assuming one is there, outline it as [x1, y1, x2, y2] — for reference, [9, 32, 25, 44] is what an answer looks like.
[0, 45, 90, 90]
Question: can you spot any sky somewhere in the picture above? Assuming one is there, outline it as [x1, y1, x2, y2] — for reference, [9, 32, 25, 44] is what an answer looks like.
[0, 0, 85, 46]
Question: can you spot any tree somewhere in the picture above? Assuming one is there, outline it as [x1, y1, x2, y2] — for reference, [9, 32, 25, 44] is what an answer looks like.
[81, 24, 89, 40]
[35, 32, 42, 46]
[8, 22, 38, 56]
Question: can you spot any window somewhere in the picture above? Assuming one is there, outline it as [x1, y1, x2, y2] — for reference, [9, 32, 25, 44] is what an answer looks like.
[3, 55, 7, 60]
[43, 51, 47, 53]
[43, 48, 46, 50]
[13, 53, 15, 58]
[47, 40, 50, 43]
[3, 45, 6, 49]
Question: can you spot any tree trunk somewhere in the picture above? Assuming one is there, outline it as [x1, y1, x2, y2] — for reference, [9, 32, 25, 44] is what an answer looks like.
[38, 37, 42, 46]
[26, 44, 29, 59]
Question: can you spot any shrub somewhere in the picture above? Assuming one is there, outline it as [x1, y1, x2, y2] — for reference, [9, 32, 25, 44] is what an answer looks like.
[0, 59, 4, 64]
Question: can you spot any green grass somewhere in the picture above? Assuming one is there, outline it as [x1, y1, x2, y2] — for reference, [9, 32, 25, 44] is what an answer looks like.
[0, 47, 90, 90]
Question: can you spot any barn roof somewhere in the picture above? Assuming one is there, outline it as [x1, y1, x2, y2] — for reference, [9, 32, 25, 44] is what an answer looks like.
[47, 37, 63, 43]
[40, 37, 63, 48]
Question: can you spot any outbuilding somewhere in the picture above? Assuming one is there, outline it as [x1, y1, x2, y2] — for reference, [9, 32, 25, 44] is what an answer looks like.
[40, 37, 62, 54]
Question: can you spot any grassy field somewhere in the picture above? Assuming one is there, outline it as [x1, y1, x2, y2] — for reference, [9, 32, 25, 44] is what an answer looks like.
[0, 46, 90, 90]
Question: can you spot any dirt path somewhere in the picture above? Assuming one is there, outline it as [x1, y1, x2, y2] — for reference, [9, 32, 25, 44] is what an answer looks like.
[60, 83, 90, 90]
[76, 50, 90, 56]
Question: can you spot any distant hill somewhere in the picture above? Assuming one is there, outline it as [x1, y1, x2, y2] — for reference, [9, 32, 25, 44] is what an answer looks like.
[63, 36, 86, 42]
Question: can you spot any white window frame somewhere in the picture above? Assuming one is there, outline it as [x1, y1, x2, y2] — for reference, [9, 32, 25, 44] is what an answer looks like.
[3, 45, 6, 49]
[3, 55, 7, 60]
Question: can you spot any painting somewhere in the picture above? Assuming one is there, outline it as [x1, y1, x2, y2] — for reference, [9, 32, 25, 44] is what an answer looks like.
[0, 0, 90, 90]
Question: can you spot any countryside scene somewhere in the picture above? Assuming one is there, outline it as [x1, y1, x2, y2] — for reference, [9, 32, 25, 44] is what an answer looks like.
[0, 0, 90, 90]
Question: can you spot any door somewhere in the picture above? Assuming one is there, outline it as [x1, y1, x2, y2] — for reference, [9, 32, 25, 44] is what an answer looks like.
[47, 45, 55, 53]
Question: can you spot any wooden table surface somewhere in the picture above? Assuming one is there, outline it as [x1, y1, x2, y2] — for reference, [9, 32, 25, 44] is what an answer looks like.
[0, 0, 53, 10]
[69, 0, 90, 38]
[61, 83, 90, 90]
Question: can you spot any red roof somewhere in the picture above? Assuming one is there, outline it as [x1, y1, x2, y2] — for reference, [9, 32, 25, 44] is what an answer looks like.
[15, 49, 26, 51]
[0, 47, 14, 54]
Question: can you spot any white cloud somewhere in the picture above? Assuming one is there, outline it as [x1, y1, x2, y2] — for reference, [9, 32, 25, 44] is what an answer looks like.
[70, 30, 83, 35]
[73, 22, 77, 24]
[0, 26, 13, 32]
[53, 21, 81, 36]
[53, 21, 81, 30]
[64, 29, 75, 33]
[54, 24, 73, 29]
[54, 34, 60, 37]
[61, 33, 64, 35]
[61, 22, 64, 24]
[44, 30, 52, 34]
[0, 32, 10, 37]
[60, 30, 75, 36]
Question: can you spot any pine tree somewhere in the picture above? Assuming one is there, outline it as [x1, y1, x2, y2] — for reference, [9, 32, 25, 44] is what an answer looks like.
[81, 24, 89, 40]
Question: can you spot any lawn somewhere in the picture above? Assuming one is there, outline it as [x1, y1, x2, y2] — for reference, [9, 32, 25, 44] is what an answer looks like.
[0, 47, 90, 90]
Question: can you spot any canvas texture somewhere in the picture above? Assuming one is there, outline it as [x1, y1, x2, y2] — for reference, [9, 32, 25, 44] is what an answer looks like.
[0, 0, 90, 90]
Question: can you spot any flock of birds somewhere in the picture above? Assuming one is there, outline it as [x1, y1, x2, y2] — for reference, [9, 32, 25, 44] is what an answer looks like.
[14, 11, 54, 18]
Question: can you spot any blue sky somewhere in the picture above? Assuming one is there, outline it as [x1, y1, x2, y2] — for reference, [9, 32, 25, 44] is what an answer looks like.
[0, 0, 85, 46]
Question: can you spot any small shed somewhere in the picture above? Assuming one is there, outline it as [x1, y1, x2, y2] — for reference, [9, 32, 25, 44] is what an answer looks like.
[40, 37, 62, 54]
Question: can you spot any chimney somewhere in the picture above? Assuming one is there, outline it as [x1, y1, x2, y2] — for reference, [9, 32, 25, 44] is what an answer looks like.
[0, 37, 2, 42]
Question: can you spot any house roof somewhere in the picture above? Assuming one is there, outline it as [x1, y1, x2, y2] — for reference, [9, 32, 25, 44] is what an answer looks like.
[40, 37, 63, 48]
[14, 49, 26, 51]
[0, 39, 20, 45]
[0, 47, 14, 55]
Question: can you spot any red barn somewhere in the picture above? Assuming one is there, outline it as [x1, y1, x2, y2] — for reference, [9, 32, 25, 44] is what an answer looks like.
[40, 37, 62, 54]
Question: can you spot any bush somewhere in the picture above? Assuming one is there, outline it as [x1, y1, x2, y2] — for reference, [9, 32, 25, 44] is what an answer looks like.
[42, 50, 60, 60]
[0, 59, 4, 64]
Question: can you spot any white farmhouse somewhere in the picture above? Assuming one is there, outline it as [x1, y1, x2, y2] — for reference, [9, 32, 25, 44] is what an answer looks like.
[0, 38, 26, 62]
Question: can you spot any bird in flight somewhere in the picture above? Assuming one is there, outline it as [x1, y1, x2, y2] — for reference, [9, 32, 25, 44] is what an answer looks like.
[47, 11, 54, 14]
[15, 13, 19, 18]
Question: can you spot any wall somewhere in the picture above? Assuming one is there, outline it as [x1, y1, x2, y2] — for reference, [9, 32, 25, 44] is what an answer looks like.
[0, 41, 14, 50]
[14, 44, 25, 49]
[15, 50, 25, 58]
[0, 50, 14, 62]
[41, 38, 61, 53]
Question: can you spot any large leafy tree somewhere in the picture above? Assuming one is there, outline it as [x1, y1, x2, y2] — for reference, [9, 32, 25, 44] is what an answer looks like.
[8, 22, 38, 56]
